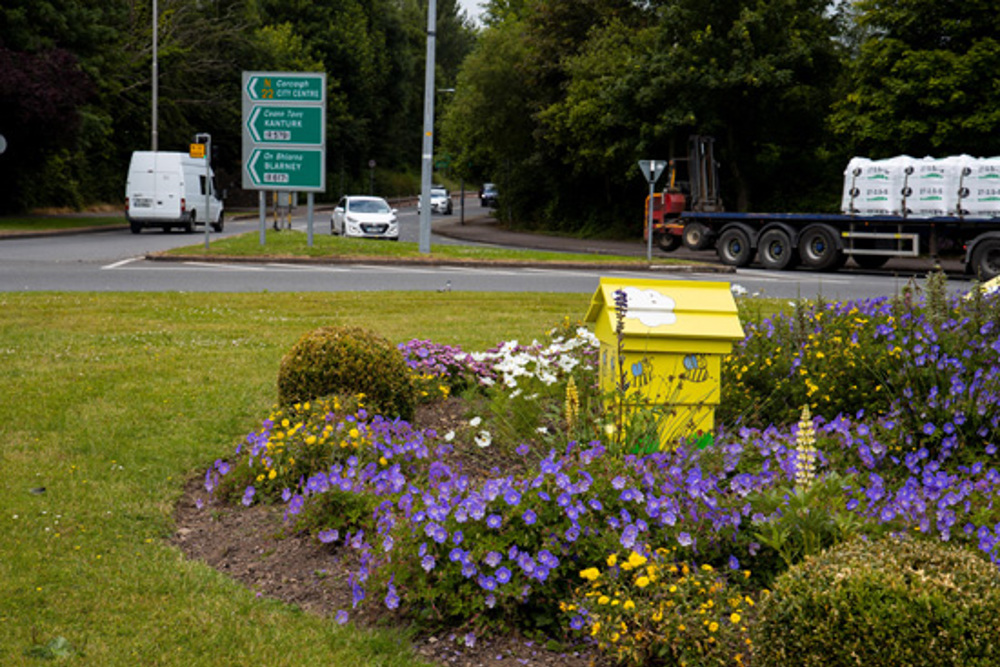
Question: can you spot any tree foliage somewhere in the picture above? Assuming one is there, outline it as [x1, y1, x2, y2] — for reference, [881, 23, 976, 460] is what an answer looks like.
[0, 0, 475, 213]
[829, 0, 1000, 157]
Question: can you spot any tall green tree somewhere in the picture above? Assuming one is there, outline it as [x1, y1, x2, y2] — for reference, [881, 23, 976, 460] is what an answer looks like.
[829, 0, 1000, 157]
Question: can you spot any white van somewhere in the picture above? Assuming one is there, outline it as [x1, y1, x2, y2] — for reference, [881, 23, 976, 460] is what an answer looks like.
[125, 151, 224, 234]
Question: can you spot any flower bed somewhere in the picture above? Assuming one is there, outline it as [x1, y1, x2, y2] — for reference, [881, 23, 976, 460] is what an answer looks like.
[198, 276, 1000, 665]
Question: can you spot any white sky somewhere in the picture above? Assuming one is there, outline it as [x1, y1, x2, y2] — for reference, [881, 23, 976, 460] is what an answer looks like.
[458, 0, 485, 24]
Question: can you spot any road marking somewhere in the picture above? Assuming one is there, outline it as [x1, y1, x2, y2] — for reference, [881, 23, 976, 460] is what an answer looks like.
[266, 263, 351, 272]
[102, 257, 142, 270]
[183, 262, 268, 271]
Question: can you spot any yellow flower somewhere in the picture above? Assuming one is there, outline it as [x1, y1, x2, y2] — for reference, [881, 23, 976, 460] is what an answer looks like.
[268, 469, 277, 480]
[624, 600, 636, 611]
[606, 554, 617, 567]
[628, 552, 647, 568]
[580, 567, 601, 581]
[709, 622, 719, 632]
[598, 596, 610, 605]
[349, 428, 360, 439]
[635, 576, 650, 588]
[591, 622, 601, 636]
[731, 613, 741, 624]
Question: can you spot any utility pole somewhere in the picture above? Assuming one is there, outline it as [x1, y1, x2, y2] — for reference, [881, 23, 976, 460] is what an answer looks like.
[151, 0, 158, 151]
[418, 0, 437, 254]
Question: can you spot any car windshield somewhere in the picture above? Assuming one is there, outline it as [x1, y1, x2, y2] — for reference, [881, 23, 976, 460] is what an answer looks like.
[431, 189, 447, 198]
[349, 199, 390, 214]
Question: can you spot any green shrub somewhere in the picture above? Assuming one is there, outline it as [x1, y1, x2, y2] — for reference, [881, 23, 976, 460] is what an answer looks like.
[753, 536, 1000, 666]
[277, 326, 415, 419]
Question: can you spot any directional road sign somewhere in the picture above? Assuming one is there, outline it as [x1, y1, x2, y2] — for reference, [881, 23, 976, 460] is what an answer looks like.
[242, 71, 327, 192]
[245, 148, 324, 189]
[245, 73, 325, 102]
[245, 106, 324, 145]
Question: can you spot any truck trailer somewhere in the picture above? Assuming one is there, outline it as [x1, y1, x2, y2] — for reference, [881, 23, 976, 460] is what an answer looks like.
[648, 137, 1000, 279]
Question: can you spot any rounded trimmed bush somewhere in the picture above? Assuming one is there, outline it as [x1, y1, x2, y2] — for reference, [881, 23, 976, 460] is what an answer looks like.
[752, 536, 1000, 666]
[277, 326, 415, 420]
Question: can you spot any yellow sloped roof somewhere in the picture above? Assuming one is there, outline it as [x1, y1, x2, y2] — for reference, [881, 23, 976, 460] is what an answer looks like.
[585, 277, 745, 342]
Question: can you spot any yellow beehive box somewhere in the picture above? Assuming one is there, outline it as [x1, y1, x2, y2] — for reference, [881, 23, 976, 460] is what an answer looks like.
[584, 278, 744, 449]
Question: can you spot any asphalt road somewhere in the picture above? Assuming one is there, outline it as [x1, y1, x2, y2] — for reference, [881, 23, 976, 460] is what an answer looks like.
[0, 201, 978, 299]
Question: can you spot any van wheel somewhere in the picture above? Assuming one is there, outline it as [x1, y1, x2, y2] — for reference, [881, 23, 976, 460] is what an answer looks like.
[129, 220, 143, 234]
[212, 212, 224, 233]
[184, 213, 195, 233]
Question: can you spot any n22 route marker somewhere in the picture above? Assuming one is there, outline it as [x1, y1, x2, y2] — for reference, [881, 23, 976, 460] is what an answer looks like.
[245, 74, 324, 102]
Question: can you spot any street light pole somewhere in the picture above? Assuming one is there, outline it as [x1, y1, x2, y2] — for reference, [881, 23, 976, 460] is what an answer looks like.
[151, 0, 158, 152]
[418, 0, 437, 255]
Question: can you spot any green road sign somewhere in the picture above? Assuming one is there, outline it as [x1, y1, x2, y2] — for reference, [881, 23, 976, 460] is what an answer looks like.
[245, 73, 324, 102]
[245, 148, 324, 190]
[246, 105, 323, 145]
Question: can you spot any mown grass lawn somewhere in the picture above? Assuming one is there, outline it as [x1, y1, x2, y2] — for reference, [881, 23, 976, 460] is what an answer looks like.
[0, 291, 588, 666]
[159, 229, 688, 267]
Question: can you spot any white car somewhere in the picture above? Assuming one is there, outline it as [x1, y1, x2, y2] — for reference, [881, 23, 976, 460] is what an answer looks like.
[330, 196, 399, 240]
[417, 187, 453, 215]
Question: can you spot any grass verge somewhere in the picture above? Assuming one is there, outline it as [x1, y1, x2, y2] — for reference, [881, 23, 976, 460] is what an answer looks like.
[158, 229, 689, 266]
[0, 291, 587, 666]
[0, 216, 124, 232]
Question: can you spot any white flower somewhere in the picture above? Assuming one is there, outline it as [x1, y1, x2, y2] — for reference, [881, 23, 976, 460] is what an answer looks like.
[510, 389, 522, 399]
[469, 416, 482, 427]
[444, 430, 455, 442]
[536, 426, 549, 434]
[730, 283, 748, 296]
[475, 430, 492, 448]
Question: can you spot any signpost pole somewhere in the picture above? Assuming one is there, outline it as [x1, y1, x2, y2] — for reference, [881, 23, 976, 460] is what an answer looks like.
[259, 191, 266, 245]
[200, 133, 211, 251]
[307, 193, 314, 247]
[647, 178, 655, 262]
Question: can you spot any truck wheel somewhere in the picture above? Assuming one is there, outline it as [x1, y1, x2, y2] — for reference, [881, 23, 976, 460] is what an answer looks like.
[717, 226, 754, 267]
[682, 222, 713, 251]
[799, 224, 844, 272]
[972, 239, 1000, 280]
[656, 233, 682, 252]
[758, 229, 799, 270]
[211, 212, 224, 233]
[852, 254, 890, 270]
